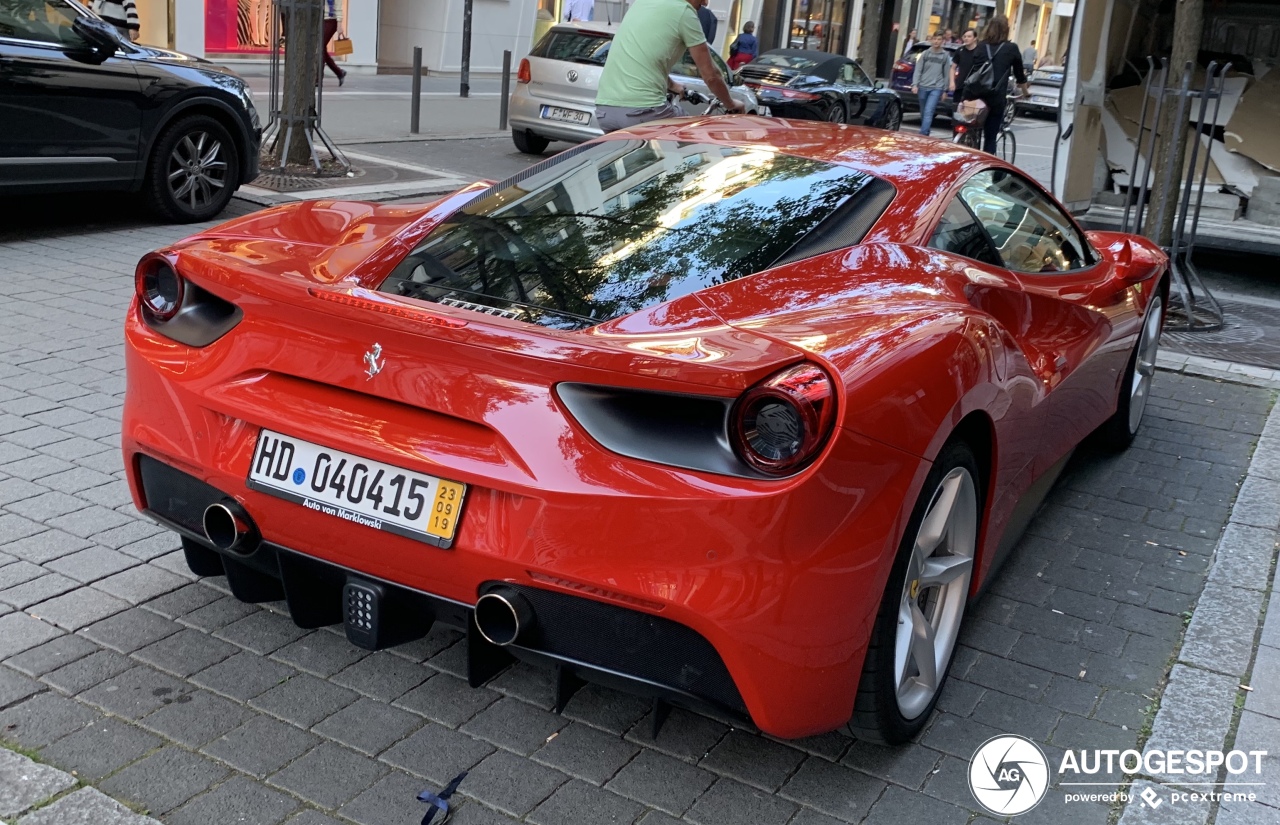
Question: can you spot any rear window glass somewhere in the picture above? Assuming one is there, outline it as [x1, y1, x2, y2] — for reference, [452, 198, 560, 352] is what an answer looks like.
[381, 139, 887, 330]
[753, 53, 824, 72]
[530, 29, 612, 65]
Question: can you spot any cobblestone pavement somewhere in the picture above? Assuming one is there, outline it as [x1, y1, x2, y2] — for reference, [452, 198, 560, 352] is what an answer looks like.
[0, 205, 1277, 825]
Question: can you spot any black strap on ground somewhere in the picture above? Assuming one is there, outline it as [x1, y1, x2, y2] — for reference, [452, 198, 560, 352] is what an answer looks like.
[418, 771, 468, 825]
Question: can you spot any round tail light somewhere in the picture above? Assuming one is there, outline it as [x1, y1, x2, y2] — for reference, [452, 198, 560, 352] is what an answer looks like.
[731, 363, 836, 475]
[517, 58, 531, 84]
[136, 261, 185, 322]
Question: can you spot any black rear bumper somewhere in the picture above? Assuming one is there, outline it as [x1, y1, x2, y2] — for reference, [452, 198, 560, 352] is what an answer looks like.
[136, 454, 749, 720]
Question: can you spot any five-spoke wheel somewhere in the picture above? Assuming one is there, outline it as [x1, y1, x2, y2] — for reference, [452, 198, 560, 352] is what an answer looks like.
[851, 441, 981, 744]
[1099, 288, 1165, 449]
[893, 464, 977, 719]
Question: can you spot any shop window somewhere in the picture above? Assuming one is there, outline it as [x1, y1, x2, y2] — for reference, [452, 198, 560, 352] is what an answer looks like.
[206, 0, 346, 54]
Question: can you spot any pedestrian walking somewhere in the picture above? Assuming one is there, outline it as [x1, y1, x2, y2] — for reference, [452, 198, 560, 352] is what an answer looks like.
[93, 0, 139, 41]
[727, 21, 757, 70]
[1022, 39, 1038, 72]
[565, 0, 595, 22]
[912, 31, 953, 136]
[321, 0, 347, 86]
[951, 28, 978, 100]
[595, 0, 743, 133]
[901, 28, 917, 54]
[697, 0, 717, 46]
[961, 16, 1028, 154]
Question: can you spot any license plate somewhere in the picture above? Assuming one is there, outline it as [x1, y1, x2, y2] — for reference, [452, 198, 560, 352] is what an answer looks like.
[1033, 95, 1052, 103]
[247, 430, 466, 548]
[540, 105, 591, 124]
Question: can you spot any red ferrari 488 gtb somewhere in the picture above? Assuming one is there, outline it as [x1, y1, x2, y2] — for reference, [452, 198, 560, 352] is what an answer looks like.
[123, 118, 1167, 743]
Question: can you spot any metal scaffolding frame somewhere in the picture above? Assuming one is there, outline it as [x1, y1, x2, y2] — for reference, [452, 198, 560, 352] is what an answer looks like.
[1121, 57, 1231, 332]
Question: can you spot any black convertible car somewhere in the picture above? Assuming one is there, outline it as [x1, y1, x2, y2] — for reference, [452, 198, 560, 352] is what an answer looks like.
[739, 49, 902, 129]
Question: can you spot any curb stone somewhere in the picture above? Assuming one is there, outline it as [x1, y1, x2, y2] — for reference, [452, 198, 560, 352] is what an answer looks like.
[0, 747, 76, 820]
[1117, 389, 1280, 823]
[15, 786, 160, 825]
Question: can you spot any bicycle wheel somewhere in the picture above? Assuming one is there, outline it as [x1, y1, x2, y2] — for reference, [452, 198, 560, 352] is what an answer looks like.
[998, 129, 1017, 164]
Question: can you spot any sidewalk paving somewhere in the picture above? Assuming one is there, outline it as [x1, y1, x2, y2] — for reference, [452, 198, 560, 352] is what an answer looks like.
[1, 203, 1279, 825]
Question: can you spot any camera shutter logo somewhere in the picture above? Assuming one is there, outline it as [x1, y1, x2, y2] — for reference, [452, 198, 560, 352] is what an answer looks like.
[969, 735, 1051, 816]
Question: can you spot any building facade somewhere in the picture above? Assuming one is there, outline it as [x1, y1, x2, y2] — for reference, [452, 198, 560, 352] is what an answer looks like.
[150, 0, 1067, 76]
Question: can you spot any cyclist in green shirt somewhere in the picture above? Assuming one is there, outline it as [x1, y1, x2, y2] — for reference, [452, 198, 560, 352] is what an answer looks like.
[595, 0, 743, 133]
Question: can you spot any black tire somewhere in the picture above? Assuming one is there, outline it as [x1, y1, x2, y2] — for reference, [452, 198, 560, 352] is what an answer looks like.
[882, 101, 902, 132]
[146, 115, 240, 223]
[827, 101, 847, 124]
[1097, 285, 1166, 450]
[512, 129, 551, 155]
[849, 440, 982, 744]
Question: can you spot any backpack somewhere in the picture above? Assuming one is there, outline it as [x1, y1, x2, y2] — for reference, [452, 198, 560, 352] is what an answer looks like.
[964, 44, 998, 98]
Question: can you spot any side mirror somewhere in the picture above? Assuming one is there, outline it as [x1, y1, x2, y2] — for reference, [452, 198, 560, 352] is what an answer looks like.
[71, 16, 122, 61]
[1110, 238, 1157, 284]
[875, 79, 885, 90]
[730, 71, 742, 87]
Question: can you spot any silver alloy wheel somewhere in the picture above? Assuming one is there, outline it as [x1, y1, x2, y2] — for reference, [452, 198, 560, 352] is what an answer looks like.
[1128, 295, 1163, 433]
[828, 103, 845, 123]
[894, 466, 978, 720]
[168, 131, 228, 212]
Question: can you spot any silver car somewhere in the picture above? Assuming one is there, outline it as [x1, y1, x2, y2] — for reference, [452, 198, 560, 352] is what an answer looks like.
[509, 23, 766, 154]
[1024, 66, 1064, 116]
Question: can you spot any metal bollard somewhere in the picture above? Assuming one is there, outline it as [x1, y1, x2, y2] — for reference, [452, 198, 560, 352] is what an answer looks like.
[410, 46, 422, 134]
[461, 0, 473, 98]
[499, 50, 512, 130]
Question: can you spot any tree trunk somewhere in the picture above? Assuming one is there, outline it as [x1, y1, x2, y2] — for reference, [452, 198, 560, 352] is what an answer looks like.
[859, 0, 882, 73]
[279, 0, 323, 166]
[1142, 0, 1203, 245]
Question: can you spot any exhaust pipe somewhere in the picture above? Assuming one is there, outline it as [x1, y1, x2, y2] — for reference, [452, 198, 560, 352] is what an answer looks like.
[474, 586, 535, 646]
[203, 500, 253, 553]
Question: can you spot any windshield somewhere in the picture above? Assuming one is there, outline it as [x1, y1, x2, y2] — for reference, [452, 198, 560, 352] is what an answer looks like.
[530, 29, 612, 65]
[752, 53, 823, 71]
[380, 139, 883, 330]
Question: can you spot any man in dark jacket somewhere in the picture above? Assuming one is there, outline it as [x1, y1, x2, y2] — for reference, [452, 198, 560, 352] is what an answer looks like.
[697, 0, 717, 45]
[951, 28, 979, 101]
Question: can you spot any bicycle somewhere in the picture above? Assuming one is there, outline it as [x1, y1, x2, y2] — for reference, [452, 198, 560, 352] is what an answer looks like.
[951, 91, 1019, 164]
[675, 88, 728, 115]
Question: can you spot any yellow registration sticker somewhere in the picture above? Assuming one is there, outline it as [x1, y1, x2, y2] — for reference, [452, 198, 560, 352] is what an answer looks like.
[426, 480, 466, 541]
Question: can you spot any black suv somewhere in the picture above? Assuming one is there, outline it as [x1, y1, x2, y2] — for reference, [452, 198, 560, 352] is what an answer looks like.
[0, 0, 260, 222]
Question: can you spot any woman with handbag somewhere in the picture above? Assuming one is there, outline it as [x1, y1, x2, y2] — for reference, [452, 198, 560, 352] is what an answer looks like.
[322, 0, 347, 86]
[962, 16, 1028, 154]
